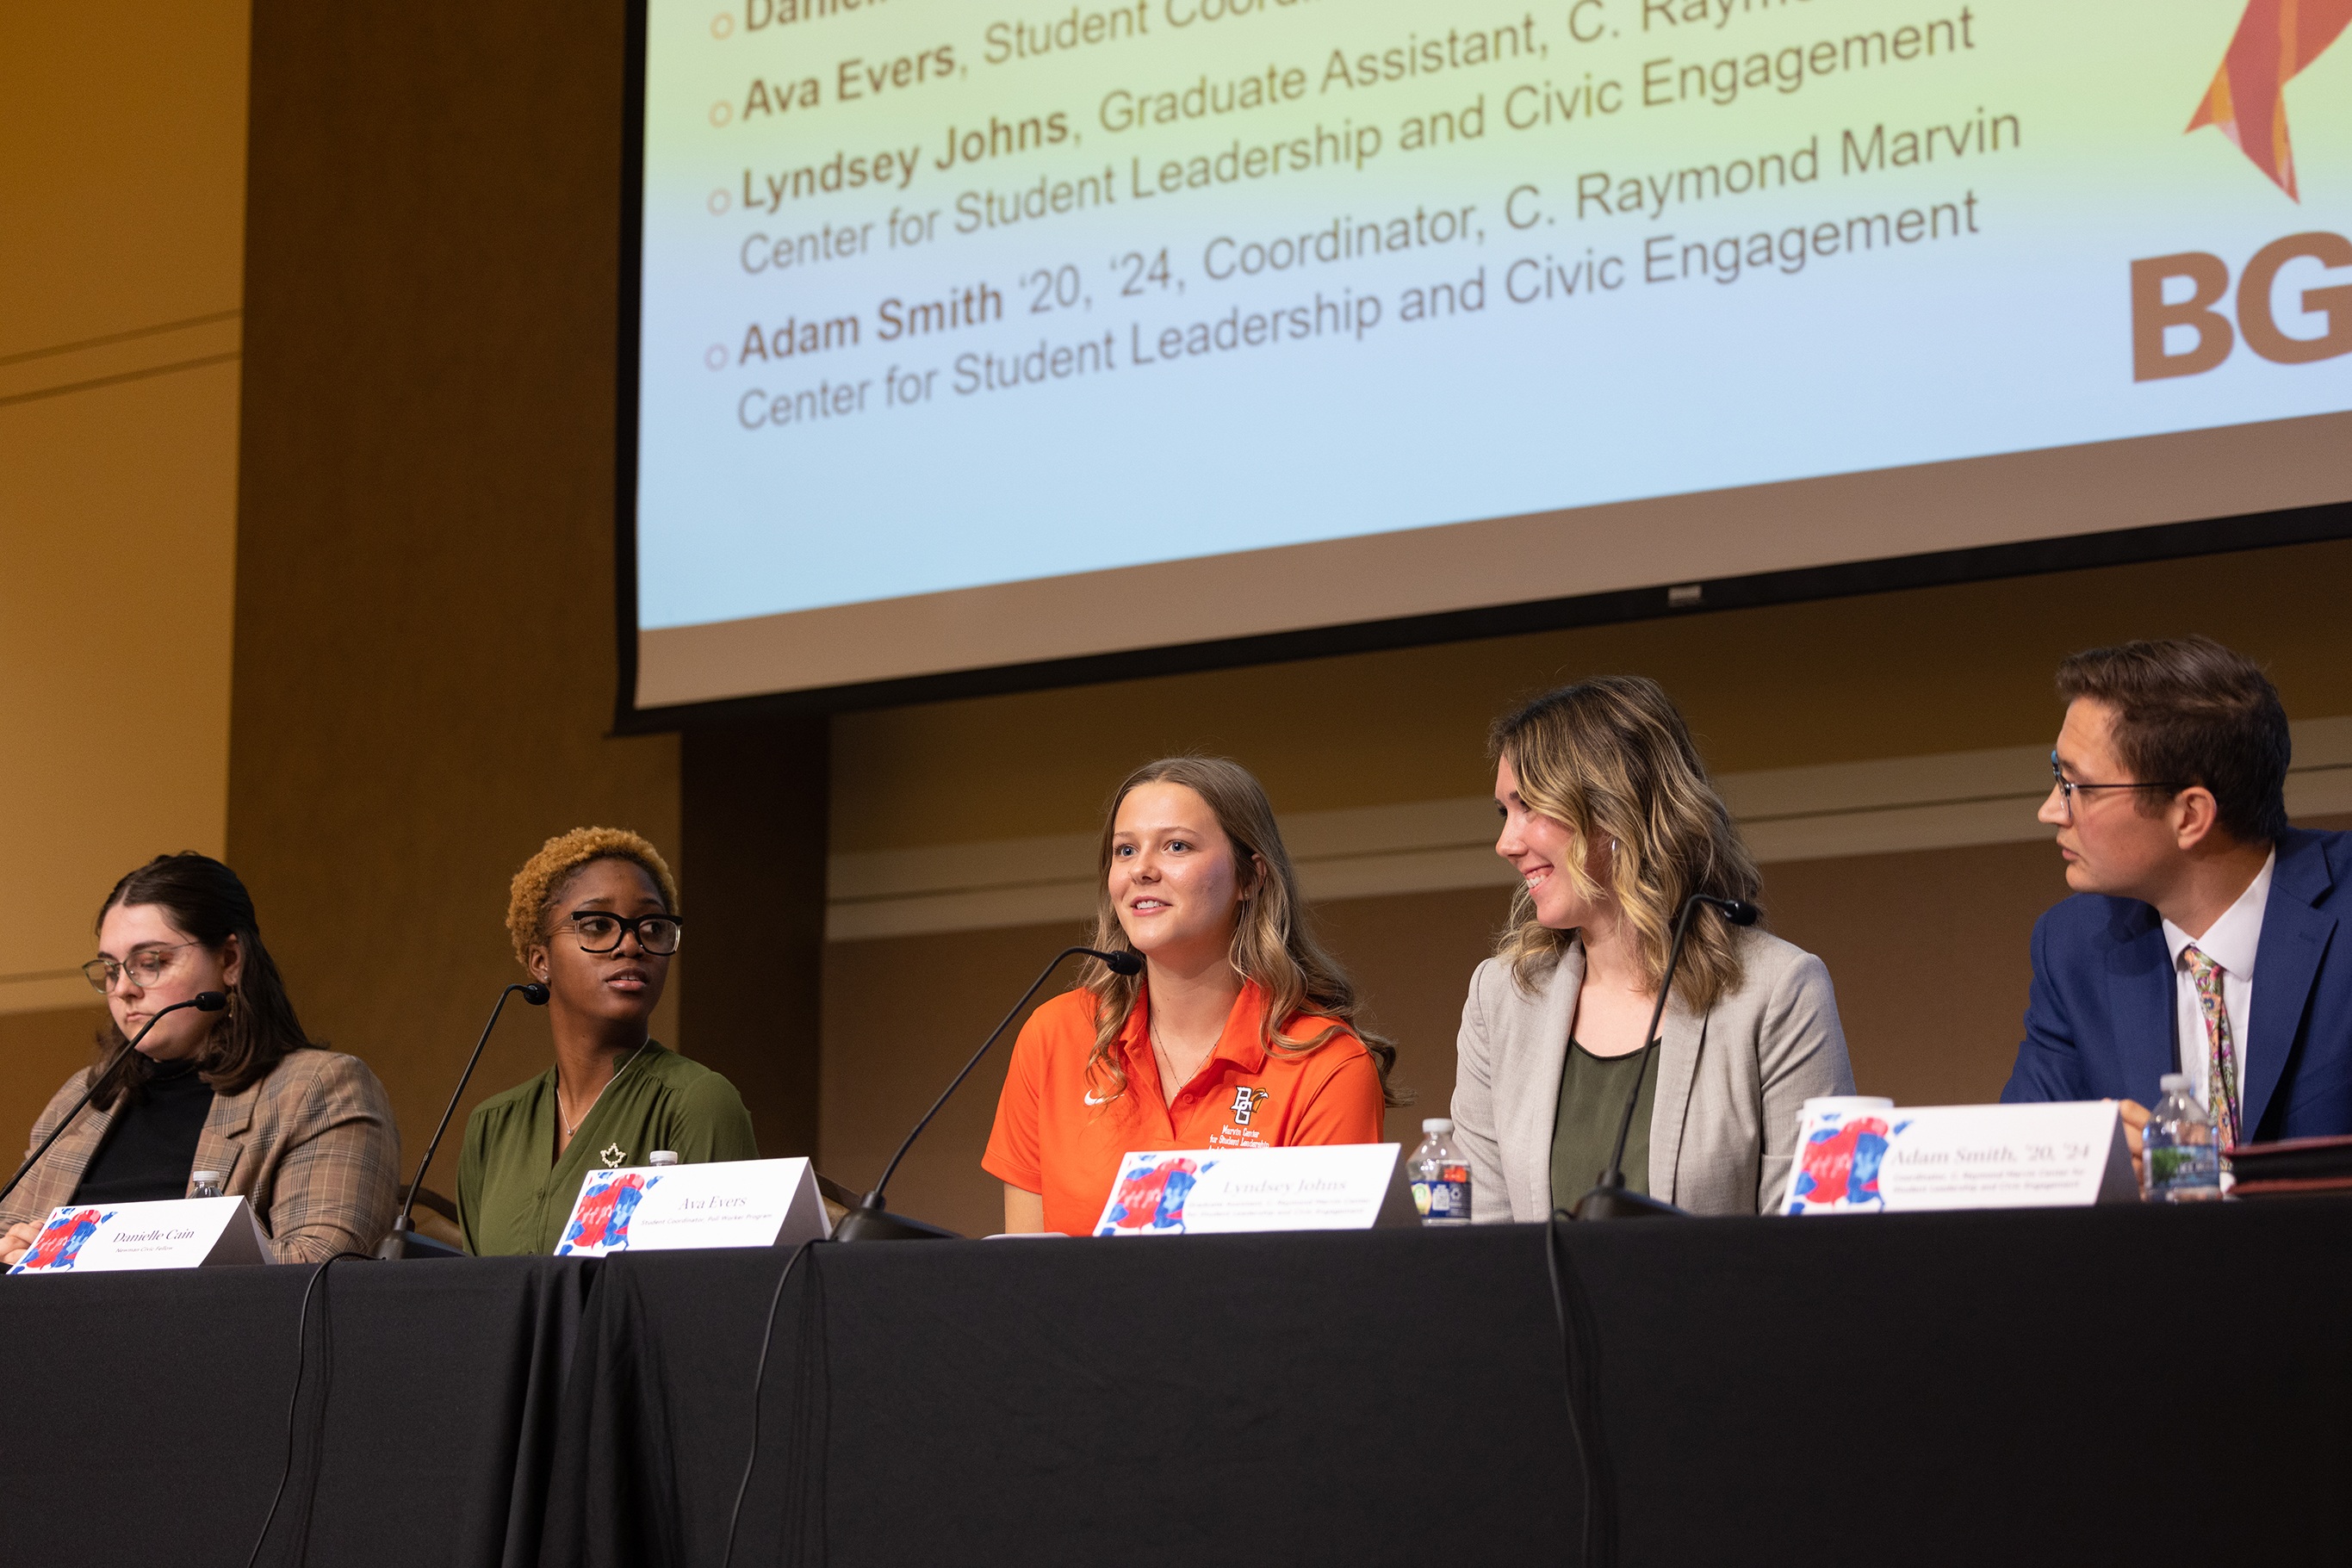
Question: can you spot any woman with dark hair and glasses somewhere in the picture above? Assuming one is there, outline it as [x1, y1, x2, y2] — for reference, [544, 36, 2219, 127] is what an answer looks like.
[0, 853, 400, 1265]
[456, 827, 757, 1255]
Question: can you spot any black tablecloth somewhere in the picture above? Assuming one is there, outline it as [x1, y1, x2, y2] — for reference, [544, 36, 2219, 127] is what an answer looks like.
[549, 1201, 2352, 1566]
[0, 1254, 592, 1568]
[3, 1204, 2347, 1567]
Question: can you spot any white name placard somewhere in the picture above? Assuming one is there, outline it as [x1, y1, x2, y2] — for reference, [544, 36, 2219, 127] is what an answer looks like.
[8, 1197, 269, 1274]
[554, 1157, 829, 1256]
[1091, 1144, 1399, 1236]
[1782, 1101, 2137, 1215]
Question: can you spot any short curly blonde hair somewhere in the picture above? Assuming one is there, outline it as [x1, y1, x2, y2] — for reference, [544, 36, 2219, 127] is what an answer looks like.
[506, 827, 681, 966]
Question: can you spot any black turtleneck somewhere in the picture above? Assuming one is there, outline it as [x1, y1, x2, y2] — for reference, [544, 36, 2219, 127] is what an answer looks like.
[71, 1058, 217, 1205]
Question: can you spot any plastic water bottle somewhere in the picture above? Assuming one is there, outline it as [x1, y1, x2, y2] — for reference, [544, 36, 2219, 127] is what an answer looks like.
[189, 1171, 225, 1199]
[2143, 1073, 2222, 1201]
[1408, 1119, 1472, 1226]
[648, 1150, 680, 1168]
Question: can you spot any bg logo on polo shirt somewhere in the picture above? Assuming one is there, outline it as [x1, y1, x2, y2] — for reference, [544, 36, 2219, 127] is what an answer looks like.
[1230, 1086, 1269, 1125]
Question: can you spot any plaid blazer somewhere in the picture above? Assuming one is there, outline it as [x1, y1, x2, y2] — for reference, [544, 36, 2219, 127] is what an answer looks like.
[2, 1047, 401, 1262]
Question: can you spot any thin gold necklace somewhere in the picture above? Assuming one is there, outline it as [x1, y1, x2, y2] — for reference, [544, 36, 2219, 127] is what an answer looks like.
[561, 1040, 650, 1138]
[1149, 1015, 1210, 1092]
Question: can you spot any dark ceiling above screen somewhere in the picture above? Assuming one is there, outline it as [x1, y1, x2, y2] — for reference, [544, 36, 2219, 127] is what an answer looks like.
[618, 0, 2352, 721]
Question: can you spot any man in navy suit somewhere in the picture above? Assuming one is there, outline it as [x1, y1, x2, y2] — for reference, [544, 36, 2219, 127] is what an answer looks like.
[2003, 636, 2350, 1156]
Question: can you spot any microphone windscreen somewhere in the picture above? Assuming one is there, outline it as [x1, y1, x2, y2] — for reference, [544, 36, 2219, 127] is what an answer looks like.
[1098, 950, 1144, 976]
[1719, 899, 1761, 927]
[522, 982, 551, 1005]
[194, 991, 229, 1012]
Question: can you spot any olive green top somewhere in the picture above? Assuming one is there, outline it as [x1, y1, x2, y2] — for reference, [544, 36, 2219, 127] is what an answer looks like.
[1549, 1039, 1660, 1212]
[456, 1043, 758, 1256]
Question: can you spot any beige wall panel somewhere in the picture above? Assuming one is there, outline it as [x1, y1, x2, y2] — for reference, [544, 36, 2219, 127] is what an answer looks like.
[1, 366, 242, 1019]
[0, 1007, 109, 1166]
[833, 538, 2352, 853]
[0, 1, 249, 354]
[820, 922, 1086, 1239]
[1, 0, 251, 1034]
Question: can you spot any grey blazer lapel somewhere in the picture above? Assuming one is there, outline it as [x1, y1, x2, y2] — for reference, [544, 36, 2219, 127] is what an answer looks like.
[1648, 998, 1703, 1205]
[1507, 945, 1582, 1219]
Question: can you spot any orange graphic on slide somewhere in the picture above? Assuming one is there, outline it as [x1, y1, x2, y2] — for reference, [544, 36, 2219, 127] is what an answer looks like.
[2188, 0, 2352, 199]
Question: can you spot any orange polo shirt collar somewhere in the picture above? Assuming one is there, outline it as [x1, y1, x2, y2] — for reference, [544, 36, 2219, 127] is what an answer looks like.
[1115, 982, 1271, 1108]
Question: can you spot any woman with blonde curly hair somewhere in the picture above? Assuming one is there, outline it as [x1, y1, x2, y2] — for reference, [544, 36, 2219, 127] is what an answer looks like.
[984, 757, 1401, 1235]
[456, 827, 756, 1255]
[1452, 677, 1853, 1219]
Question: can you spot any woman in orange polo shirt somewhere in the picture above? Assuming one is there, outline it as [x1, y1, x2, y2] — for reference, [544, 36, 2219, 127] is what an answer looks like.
[984, 756, 1402, 1234]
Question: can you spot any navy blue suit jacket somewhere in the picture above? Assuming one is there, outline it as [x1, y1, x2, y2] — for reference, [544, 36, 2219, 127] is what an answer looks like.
[2002, 827, 2352, 1141]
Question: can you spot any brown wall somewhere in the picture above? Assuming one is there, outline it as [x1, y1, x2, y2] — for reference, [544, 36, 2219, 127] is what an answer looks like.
[227, 3, 684, 1187]
[2, 1, 249, 1143]
[832, 537, 2352, 850]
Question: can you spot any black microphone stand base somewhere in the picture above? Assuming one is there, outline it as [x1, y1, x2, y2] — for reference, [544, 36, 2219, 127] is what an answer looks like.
[831, 1204, 961, 1243]
[1571, 1183, 1691, 1221]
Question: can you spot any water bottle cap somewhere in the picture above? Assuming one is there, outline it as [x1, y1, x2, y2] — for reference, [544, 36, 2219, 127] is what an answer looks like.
[648, 1150, 680, 1166]
[1421, 1119, 1453, 1133]
[2159, 1074, 2190, 1092]
[191, 1171, 223, 1184]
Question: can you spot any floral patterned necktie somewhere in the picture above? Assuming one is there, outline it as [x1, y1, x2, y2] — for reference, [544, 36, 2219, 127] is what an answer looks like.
[2181, 945, 2240, 1150]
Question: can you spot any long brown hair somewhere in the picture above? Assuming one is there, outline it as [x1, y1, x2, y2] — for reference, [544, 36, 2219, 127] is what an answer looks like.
[1491, 678, 1762, 1013]
[1078, 757, 1404, 1106]
[86, 853, 317, 1111]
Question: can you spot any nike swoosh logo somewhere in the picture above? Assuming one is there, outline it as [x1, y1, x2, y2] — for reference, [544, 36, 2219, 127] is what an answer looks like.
[1083, 1091, 1114, 1106]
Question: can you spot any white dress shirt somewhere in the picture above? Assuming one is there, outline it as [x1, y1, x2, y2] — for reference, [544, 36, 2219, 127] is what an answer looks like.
[2159, 850, 2275, 1125]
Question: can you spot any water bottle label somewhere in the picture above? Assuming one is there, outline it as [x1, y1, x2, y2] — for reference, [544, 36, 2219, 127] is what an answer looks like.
[2147, 1141, 2220, 1197]
[1412, 1163, 1471, 1224]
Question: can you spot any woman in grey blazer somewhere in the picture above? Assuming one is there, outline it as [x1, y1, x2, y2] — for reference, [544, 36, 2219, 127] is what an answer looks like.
[1451, 677, 1854, 1219]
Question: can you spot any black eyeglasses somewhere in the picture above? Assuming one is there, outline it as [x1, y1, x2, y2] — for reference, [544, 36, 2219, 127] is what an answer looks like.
[2048, 752, 2186, 821]
[555, 910, 685, 956]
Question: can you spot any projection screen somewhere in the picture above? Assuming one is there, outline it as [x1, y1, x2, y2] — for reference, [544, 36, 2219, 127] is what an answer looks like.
[624, 0, 2352, 713]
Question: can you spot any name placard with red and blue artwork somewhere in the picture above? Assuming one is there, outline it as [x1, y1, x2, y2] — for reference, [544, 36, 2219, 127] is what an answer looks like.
[1092, 1144, 1399, 1237]
[553, 1156, 829, 1256]
[8, 1196, 270, 1274]
[1782, 1101, 2136, 1215]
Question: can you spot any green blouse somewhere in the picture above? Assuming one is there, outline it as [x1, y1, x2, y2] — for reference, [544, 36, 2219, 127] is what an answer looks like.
[1549, 1039, 1660, 1212]
[455, 1043, 758, 1256]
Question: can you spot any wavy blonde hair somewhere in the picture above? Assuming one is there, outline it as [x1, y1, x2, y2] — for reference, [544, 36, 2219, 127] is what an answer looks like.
[1491, 677, 1760, 1013]
[506, 827, 680, 966]
[1077, 756, 1403, 1107]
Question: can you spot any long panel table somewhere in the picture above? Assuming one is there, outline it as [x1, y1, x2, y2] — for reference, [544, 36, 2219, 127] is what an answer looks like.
[3, 1203, 2346, 1566]
[0, 1253, 592, 1567]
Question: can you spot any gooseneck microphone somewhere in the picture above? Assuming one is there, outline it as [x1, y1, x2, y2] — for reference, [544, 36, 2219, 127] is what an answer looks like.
[835, 945, 1143, 1243]
[0, 990, 230, 1211]
[1573, 894, 1759, 1221]
[377, 981, 549, 1260]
